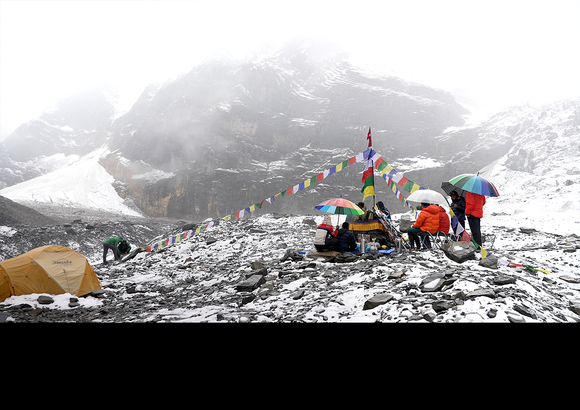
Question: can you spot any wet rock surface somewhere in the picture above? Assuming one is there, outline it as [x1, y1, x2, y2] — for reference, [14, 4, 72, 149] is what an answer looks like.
[1, 214, 580, 323]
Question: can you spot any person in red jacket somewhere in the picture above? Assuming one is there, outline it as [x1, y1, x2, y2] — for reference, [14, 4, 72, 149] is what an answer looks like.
[407, 203, 439, 249]
[314, 215, 339, 251]
[437, 206, 451, 234]
[465, 191, 486, 247]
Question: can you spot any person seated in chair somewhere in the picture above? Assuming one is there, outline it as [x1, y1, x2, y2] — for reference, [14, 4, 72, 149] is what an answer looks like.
[407, 203, 440, 250]
[437, 205, 450, 235]
[336, 222, 357, 251]
[314, 215, 338, 251]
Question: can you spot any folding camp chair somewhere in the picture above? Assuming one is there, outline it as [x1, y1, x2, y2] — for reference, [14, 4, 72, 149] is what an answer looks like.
[481, 233, 496, 251]
[416, 231, 436, 250]
[415, 231, 454, 250]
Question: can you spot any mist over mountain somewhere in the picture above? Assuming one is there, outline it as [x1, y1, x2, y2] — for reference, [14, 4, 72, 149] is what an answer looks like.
[1, 42, 578, 223]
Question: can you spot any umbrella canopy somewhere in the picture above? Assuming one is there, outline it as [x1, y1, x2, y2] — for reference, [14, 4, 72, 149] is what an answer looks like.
[441, 181, 466, 198]
[314, 198, 364, 215]
[406, 189, 447, 206]
[448, 173, 500, 197]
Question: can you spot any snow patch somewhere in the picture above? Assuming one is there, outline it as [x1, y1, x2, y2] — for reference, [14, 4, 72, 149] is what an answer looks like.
[0, 148, 143, 217]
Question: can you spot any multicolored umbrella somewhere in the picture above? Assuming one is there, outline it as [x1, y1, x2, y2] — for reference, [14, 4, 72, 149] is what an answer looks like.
[314, 198, 364, 216]
[448, 173, 500, 197]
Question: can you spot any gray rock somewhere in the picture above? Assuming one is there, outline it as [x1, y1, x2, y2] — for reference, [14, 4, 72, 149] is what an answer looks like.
[441, 241, 476, 263]
[90, 289, 106, 297]
[38, 295, 54, 305]
[240, 293, 256, 305]
[520, 227, 537, 234]
[466, 288, 496, 299]
[423, 311, 437, 322]
[420, 273, 457, 292]
[513, 304, 538, 320]
[363, 293, 394, 310]
[245, 267, 268, 278]
[250, 261, 264, 270]
[292, 289, 305, 300]
[479, 255, 499, 269]
[432, 300, 455, 312]
[388, 271, 405, 279]
[236, 275, 266, 292]
[334, 252, 359, 263]
[508, 314, 526, 323]
[492, 275, 517, 285]
[560, 275, 580, 284]
[569, 300, 580, 316]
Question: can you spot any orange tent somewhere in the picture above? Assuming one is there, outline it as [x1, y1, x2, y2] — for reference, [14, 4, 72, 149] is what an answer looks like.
[0, 245, 101, 303]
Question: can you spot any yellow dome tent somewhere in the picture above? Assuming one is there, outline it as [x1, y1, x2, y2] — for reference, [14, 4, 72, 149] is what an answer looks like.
[0, 245, 101, 303]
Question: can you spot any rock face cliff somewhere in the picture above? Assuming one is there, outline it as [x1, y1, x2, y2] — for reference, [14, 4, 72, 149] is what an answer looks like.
[98, 45, 469, 220]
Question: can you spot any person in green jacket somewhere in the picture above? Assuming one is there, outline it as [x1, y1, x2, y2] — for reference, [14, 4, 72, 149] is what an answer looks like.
[103, 237, 131, 264]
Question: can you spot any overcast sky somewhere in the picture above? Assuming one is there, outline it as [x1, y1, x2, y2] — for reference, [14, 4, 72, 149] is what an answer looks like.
[1, 0, 579, 136]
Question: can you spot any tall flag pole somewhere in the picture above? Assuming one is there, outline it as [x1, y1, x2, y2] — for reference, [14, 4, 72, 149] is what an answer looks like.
[361, 127, 376, 208]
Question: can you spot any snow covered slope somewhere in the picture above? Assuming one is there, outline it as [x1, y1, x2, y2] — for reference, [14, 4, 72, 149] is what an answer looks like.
[0, 148, 143, 218]
[469, 100, 580, 236]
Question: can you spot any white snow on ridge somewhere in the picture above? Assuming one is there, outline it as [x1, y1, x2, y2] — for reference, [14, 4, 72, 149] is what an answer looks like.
[0, 147, 143, 217]
[390, 156, 446, 172]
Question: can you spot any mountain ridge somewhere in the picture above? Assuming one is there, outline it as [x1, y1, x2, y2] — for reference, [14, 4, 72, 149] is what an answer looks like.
[1, 44, 578, 224]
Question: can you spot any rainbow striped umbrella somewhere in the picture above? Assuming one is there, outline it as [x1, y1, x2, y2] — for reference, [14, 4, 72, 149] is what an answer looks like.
[315, 198, 364, 215]
[448, 173, 500, 197]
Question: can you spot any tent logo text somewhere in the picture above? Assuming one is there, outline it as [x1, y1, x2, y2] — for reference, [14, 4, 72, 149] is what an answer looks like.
[52, 259, 72, 265]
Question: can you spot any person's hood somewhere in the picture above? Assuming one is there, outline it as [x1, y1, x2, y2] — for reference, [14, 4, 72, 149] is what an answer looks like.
[423, 204, 440, 214]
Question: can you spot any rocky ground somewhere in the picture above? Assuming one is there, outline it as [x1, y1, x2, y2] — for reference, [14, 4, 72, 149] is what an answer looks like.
[2, 213, 579, 323]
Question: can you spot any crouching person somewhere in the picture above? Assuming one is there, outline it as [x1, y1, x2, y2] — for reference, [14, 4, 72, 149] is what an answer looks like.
[103, 237, 131, 264]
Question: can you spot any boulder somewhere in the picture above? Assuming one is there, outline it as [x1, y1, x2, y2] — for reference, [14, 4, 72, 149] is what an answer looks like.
[236, 275, 266, 292]
[292, 289, 305, 300]
[560, 275, 580, 284]
[569, 299, 580, 316]
[508, 314, 526, 323]
[363, 293, 394, 310]
[441, 241, 476, 263]
[432, 300, 455, 312]
[246, 267, 268, 278]
[420, 273, 457, 292]
[513, 304, 538, 320]
[37, 295, 54, 305]
[466, 288, 496, 299]
[492, 275, 517, 286]
[479, 254, 499, 269]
